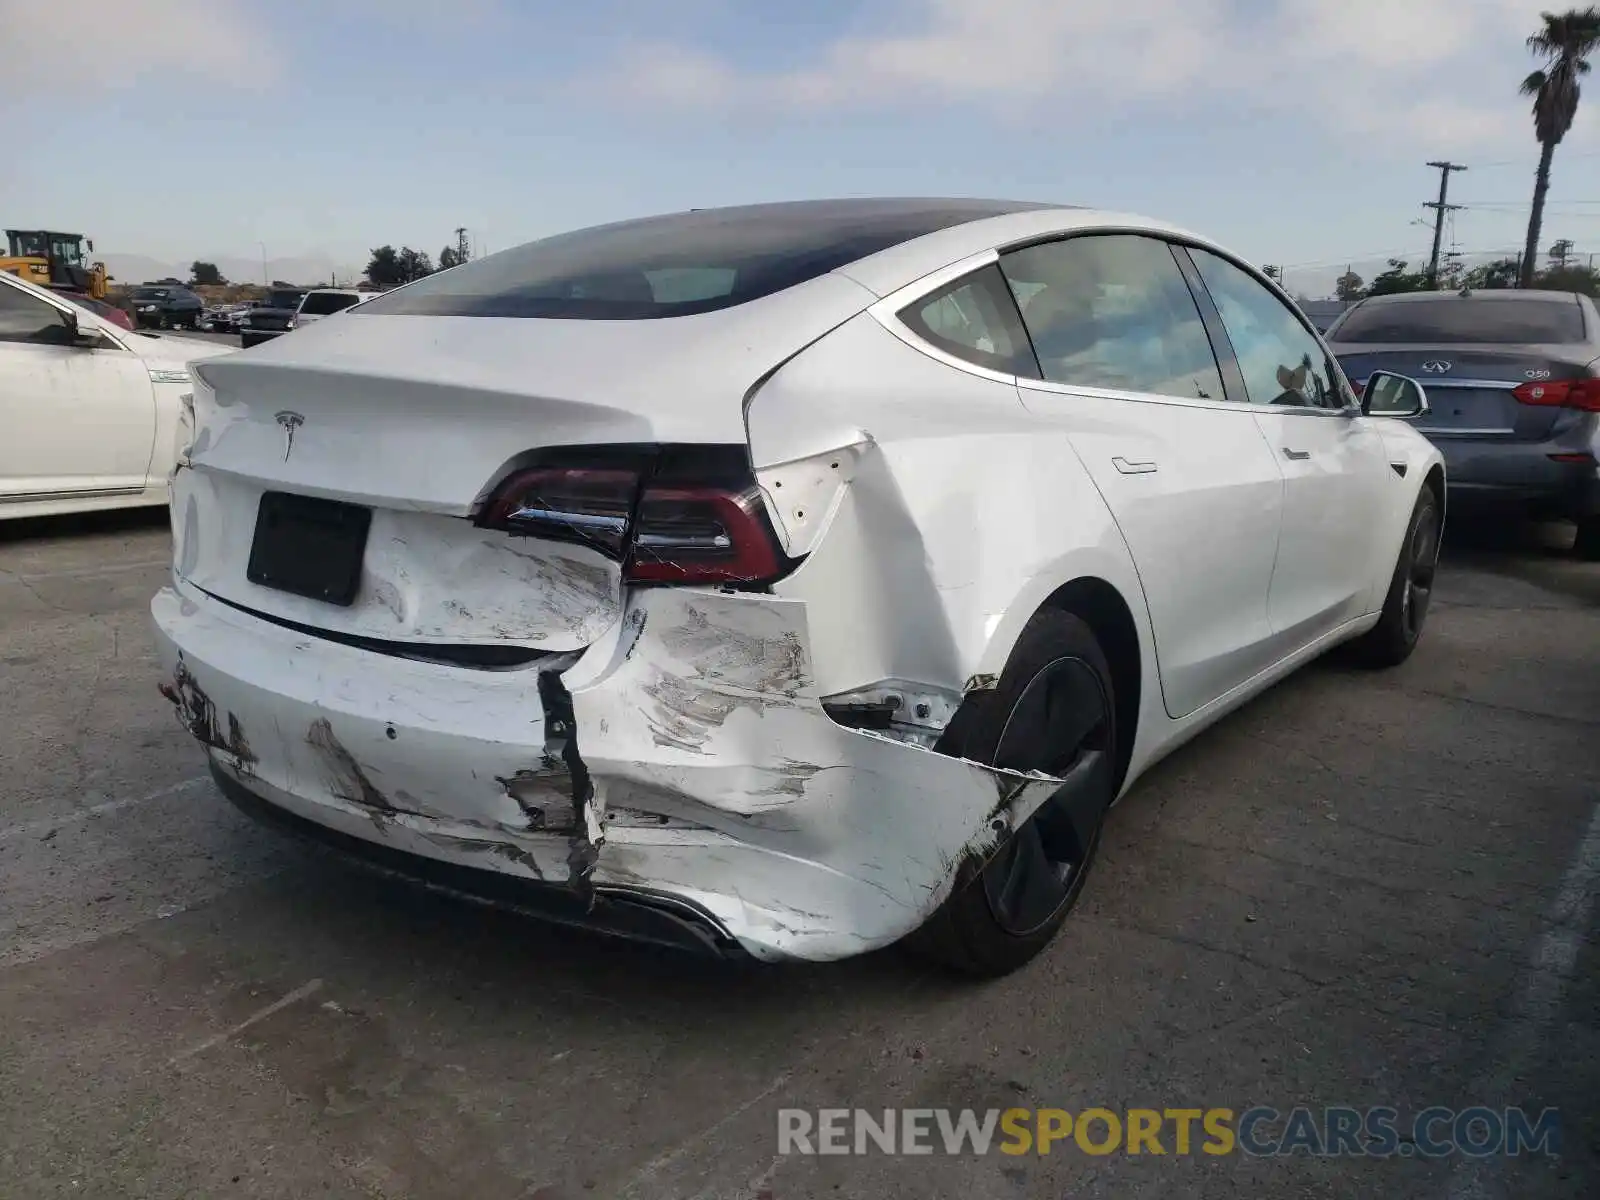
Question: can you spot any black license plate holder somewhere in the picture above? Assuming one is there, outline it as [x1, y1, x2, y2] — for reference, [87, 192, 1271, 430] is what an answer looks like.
[246, 491, 372, 606]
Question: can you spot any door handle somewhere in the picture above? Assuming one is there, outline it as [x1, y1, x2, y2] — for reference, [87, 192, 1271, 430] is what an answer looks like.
[1112, 456, 1158, 475]
[1282, 447, 1311, 461]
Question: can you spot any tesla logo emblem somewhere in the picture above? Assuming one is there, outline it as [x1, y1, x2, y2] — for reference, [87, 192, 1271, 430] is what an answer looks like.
[274, 411, 304, 460]
[1420, 360, 1452, 374]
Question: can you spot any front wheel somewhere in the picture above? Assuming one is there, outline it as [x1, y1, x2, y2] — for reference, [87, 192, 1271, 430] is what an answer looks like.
[911, 609, 1118, 977]
[1348, 486, 1441, 668]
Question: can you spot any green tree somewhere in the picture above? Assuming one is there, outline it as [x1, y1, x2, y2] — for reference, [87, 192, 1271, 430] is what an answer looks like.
[365, 245, 403, 289]
[189, 261, 226, 286]
[1334, 269, 1365, 301]
[397, 247, 434, 282]
[1536, 262, 1600, 293]
[1366, 259, 1431, 296]
[1461, 257, 1522, 289]
[1520, 8, 1600, 286]
[439, 245, 462, 270]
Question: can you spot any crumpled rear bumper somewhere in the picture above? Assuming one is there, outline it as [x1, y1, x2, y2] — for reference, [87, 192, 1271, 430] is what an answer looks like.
[151, 580, 1063, 962]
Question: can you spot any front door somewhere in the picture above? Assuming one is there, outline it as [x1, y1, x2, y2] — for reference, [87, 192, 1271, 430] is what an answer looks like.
[1186, 248, 1391, 646]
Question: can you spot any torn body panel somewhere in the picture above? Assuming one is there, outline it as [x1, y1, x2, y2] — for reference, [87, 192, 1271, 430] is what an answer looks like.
[748, 312, 1165, 786]
[152, 577, 1068, 961]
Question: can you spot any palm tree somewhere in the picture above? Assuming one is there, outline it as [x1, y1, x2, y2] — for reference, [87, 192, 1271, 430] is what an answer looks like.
[1520, 8, 1600, 286]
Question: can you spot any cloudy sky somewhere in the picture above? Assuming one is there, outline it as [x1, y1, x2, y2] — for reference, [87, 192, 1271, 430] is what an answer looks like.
[7, 0, 1600, 293]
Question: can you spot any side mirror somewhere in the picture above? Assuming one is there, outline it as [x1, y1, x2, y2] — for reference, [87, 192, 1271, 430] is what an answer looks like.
[1361, 371, 1429, 418]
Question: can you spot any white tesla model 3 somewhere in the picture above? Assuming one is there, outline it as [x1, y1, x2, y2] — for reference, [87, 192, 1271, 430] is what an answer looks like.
[153, 199, 1444, 975]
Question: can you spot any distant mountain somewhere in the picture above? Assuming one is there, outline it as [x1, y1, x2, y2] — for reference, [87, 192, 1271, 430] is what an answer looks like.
[100, 252, 367, 289]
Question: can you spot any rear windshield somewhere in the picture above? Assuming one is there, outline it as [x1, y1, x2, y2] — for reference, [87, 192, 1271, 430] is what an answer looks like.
[354, 200, 1041, 320]
[299, 291, 364, 316]
[265, 291, 305, 309]
[1333, 296, 1586, 344]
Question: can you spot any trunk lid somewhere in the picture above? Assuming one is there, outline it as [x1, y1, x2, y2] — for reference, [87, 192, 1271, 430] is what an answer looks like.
[1332, 344, 1594, 440]
[178, 274, 873, 647]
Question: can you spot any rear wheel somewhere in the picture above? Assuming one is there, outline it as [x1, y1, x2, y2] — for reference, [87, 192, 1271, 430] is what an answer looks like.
[911, 609, 1117, 977]
[1348, 486, 1440, 668]
[1574, 515, 1600, 561]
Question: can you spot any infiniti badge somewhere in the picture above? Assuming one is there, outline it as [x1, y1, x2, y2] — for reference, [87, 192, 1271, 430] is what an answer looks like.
[1420, 360, 1452, 374]
[275, 411, 305, 460]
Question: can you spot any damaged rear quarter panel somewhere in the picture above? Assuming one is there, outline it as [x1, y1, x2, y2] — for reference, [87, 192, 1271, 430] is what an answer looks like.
[747, 311, 1157, 713]
[567, 586, 1071, 954]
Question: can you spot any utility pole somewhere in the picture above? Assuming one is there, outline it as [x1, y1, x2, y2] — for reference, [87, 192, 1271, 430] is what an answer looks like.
[454, 226, 470, 264]
[1424, 160, 1467, 289]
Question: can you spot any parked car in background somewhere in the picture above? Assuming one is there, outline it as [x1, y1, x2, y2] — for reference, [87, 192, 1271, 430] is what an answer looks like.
[52, 287, 135, 331]
[1328, 289, 1600, 558]
[202, 304, 239, 332]
[240, 288, 308, 347]
[130, 284, 205, 330]
[155, 198, 1444, 976]
[0, 268, 235, 519]
[295, 288, 371, 326]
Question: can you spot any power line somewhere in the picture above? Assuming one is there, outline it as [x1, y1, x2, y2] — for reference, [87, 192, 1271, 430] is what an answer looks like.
[1425, 160, 1468, 286]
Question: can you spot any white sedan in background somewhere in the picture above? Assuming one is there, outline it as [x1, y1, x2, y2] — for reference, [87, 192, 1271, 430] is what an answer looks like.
[154, 199, 1444, 975]
[0, 270, 235, 519]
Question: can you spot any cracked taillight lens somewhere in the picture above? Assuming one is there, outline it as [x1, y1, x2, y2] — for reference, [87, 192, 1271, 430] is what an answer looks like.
[627, 483, 784, 584]
[478, 449, 792, 586]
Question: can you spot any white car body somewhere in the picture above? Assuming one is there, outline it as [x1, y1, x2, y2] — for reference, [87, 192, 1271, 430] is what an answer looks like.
[0, 270, 237, 520]
[152, 201, 1444, 964]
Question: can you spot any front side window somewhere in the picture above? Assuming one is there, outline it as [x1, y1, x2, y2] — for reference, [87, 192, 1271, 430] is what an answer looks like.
[1190, 249, 1346, 409]
[998, 235, 1225, 401]
[897, 264, 1039, 376]
[0, 281, 72, 345]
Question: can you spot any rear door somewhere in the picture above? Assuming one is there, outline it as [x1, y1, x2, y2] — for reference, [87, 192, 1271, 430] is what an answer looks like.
[1186, 248, 1392, 644]
[0, 279, 156, 504]
[1002, 233, 1287, 719]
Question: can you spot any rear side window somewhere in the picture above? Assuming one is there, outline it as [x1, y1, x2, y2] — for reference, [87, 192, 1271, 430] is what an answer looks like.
[897, 264, 1040, 377]
[999, 234, 1226, 401]
[354, 200, 1041, 320]
[299, 292, 364, 316]
[1334, 297, 1586, 344]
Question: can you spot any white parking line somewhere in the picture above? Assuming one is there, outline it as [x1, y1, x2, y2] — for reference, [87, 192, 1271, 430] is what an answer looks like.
[169, 979, 324, 1066]
[1445, 800, 1600, 1199]
[0, 777, 210, 844]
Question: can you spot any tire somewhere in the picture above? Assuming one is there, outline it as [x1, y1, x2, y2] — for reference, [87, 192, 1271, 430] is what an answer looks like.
[156, 312, 170, 330]
[1347, 485, 1441, 668]
[910, 608, 1118, 977]
[1574, 515, 1600, 561]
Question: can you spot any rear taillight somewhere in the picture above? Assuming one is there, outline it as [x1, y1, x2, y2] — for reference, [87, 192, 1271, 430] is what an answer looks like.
[628, 484, 784, 583]
[478, 448, 792, 587]
[1348, 377, 1365, 398]
[480, 467, 636, 556]
[1512, 378, 1600, 412]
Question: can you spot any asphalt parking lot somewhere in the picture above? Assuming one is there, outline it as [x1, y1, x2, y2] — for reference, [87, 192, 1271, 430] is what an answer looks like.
[0, 511, 1595, 1199]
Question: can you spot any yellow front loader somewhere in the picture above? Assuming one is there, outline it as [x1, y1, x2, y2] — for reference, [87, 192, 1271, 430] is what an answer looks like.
[0, 230, 110, 298]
